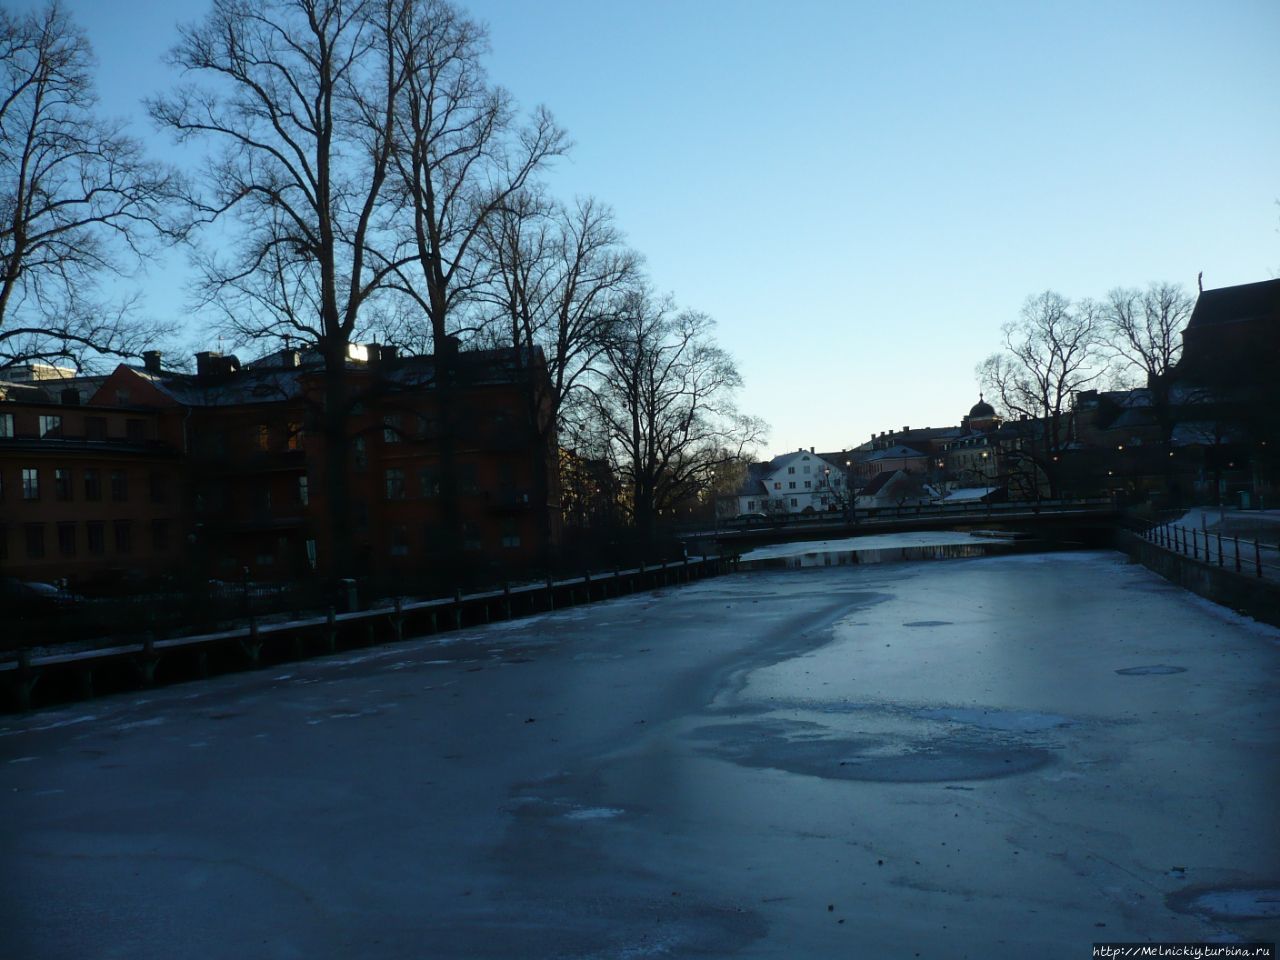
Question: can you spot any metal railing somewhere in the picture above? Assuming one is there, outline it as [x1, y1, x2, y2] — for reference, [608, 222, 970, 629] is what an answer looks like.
[1141, 522, 1280, 581]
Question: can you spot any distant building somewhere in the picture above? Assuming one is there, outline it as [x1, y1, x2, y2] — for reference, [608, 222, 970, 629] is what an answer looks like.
[725, 448, 847, 517]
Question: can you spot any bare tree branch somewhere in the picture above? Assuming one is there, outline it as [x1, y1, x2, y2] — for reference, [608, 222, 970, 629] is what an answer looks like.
[0, 1, 183, 370]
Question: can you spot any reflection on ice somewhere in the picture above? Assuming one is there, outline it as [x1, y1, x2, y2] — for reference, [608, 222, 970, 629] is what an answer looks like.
[740, 530, 1027, 568]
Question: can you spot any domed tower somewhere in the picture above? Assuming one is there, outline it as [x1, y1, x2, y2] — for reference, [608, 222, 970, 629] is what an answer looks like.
[962, 394, 1000, 433]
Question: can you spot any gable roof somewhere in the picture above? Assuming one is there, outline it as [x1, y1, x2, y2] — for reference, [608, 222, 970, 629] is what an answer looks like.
[859, 470, 904, 497]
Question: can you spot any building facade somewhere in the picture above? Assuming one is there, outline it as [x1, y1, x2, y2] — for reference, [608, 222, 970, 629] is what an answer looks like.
[1, 346, 560, 586]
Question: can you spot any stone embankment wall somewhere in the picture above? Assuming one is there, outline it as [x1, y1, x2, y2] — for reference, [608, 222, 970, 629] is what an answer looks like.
[1117, 530, 1280, 628]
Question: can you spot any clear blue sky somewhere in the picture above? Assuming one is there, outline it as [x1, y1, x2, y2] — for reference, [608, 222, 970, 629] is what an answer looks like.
[53, 0, 1280, 455]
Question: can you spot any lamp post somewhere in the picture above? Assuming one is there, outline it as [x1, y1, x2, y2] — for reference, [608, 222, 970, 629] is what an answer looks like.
[710, 469, 717, 533]
[846, 459, 855, 524]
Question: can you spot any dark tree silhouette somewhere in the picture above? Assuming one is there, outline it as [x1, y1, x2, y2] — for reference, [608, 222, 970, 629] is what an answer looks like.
[1, 1, 181, 370]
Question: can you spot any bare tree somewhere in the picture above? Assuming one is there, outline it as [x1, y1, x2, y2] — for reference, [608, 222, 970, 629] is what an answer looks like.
[592, 290, 765, 544]
[1103, 282, 1192, 386]
[150, 0, 408, 575]
[0, 1, 181, 370]
[383, 0, 567, 567]
[977, 291, 1104, 497]
[480, 194, 639, 424]
[476, 191, 640, 559]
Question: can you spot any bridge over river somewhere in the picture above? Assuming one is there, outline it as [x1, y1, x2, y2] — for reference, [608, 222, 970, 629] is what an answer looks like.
[682, 497, 1122, 554]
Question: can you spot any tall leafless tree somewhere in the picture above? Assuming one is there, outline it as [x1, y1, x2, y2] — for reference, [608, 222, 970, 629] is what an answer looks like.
[0, 1, 181, 370]
[977, 291, 1105, 497]
[384, 0, 567, 567]
[1103, 282, 1192, 387]
[592, 290, 765, 544]
[150, 0, 409, 575]
[477, 192, 640, 556]
[1102, 281, 1194, 447]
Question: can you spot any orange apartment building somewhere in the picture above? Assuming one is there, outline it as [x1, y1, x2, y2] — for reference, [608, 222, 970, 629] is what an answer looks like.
[1, 345, 560, 586]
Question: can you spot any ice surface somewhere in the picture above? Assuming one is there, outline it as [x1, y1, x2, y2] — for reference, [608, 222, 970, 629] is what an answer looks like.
[2, 549, 1278, 958]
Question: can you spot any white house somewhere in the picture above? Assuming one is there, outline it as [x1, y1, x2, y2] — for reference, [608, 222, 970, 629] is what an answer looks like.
[725, 449, 849, 517]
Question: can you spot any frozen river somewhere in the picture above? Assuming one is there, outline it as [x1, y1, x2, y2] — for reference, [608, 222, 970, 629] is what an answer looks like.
[2, 550, 1278, 958]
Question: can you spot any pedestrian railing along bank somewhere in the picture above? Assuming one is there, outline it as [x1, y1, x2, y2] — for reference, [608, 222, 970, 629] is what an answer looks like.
[0, 555, 727, 712]
[1140, 523, 1280, 582]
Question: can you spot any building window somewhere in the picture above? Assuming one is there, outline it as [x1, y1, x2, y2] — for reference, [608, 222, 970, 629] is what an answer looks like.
[353, 436, 367, 470]
[419, 467, 438, 497]
[804, 480, 811, 489]
[114, 520, 132, 555]
[55, 468, 72, 500]
[57, 522, 76, 557]
[383, 414, 401, 443]
[22, 468, 39, 500]
[0, 413, 13, 437]
[86, 522, 105, 556]
[787, 466, 795, 474]
[287, 422, 302, 450]
[84, 469, 101, 501]
[126, 419, 146, 442]
[255, 424, 270, 451]
[773, 482, 781, 490]
[746, 500, 755, 510]
[149, 471, 169, 503]
[86, 416, 106, 441]
[39, 414, 62, 438]
[500, 521, 521, 549]
[462, 522, 481, 551]
[151, 520, 170, 552]
[384, 468, 405, 500]
[459, 463, 479, 495]
[803, 465, 811, 474]
[788, 481, 796, 489]
[390, 524, 410, 557]
[110, 470, 127, 501]
[297, 475, 309, 506]
[790, 498, 798, 507]
[25, 523, 45, 559]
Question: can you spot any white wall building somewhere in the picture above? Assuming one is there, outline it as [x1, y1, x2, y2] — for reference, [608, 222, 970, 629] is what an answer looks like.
[726, 449, 849, 517]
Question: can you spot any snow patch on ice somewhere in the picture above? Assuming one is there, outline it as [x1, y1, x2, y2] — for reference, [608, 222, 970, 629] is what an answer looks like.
[563, 806, 625, 821]
[113, 717, 166, 731]
[0, 714, 98, 737]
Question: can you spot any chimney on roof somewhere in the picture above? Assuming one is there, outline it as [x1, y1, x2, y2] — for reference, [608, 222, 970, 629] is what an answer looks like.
[810, 446, 814, 454]
[142, 350, 162, 374]
[195, 350, 241, 380]
[903, 426, 909, 432]
[60, 387, 80, 405]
